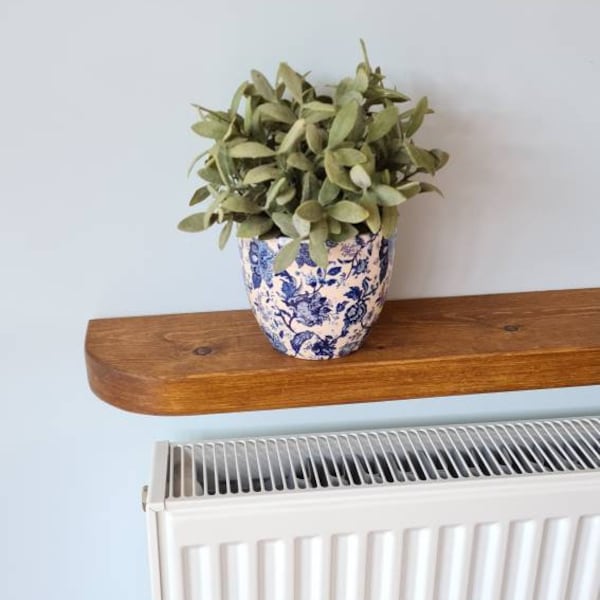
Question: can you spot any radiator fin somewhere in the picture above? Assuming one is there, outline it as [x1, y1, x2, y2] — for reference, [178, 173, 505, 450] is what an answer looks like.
[468, 522, 505, 599]
[533, 517, 574, 600]
[331, 534, 360, 600]
[296, 537, 322, 600]
[399, 528, 435, 600]
[501, 520, 540, 600]
[434, 526, 469, 600]
[180, 517, 599, 600]
[182, 546, 210, 600]
[258, 540, 285, 600]
[167, 416, 600, 500]
[222, 543, 249, 600]
[365, 531, 397, 600]
[565, 516, 600, 600]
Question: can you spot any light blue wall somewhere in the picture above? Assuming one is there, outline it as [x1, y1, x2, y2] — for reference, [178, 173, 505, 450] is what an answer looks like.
[1, 0, 598, 598]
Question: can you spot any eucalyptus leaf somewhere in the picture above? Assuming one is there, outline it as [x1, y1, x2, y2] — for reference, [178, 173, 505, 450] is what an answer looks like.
[243, 165, 280, 185]
[364, 87, 410, 105]
[302, 101, 336, 115]
[287, 152, 313, 171]
[222, 195, 263, 213]
[187, 149, 210, 177]
[419, 182, 444, 196]
[399, 105, 434, 120]
[292, 212, 311, 237]
[311, 218, 328, 243]
[327, 200, 369, 223]
[334, 77, 354, 99]
[274, 238, 302, 273]
[304, 111, 336, 124]
[381, 206, 398, 238]
[359, 38, 372, 74]
[189, 186, 210, 206]
[360, 143, 376, 175]
[278, 62, 304, 104]
[366, 105, 399, 143]
[258, 102, 297, 124]
[349, 164, 372, 190]
[229, 142, 276, 158]
[243, 95, 254, 136]
[197, 166, 223, 185]
[397, 181, 421, 198]
[191, 120, 229, 140]
[278, 118, 307, 154]
[327, 216, 342, 235]
[251, 106, 265, 140]
[332, 148, 367, 166]
[360, 192, 381, 233]
[178, 212, 211, 232]
[250, 69, 276, 102]
[337, 90, 363, 106]
[271, 212, 299, 238]
[335, 77, 363, 106]
[328, 100, 359, 149]
[305, 123, 323, 154]
[301, 171, 319, 202]
[347, 107, 366, 142]
[391, 147, 413, 168]
[202, 198, 218, 228]
[329, 222, 359, 242]
[229, 81, 248, 119]
[405, 142, 436, 174]
[275, 186, 296, 205]
[214, 144, 235, 185]
[374, 184, 408, 206]
[318, 179, 340, 206]
[295, 200, 323, 222]
[275, 81, 285, 99]
[266, 177, 287, 207]
[431, 149, 450, 170]
[354, 66, 369, 93]
[309, 219, 329, 268]
[405, 96, 428, 138]
[236, 215, 273, 238]
[324, 150, 357, 192]
[194, 104, 230, 122]
[218, 218, 234, 249]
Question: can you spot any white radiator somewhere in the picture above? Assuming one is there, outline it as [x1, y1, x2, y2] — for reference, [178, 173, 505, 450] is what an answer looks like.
[144, 415, 600, 600]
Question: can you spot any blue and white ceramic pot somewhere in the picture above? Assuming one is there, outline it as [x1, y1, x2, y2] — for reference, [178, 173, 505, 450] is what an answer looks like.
[238, 231, 396, 360]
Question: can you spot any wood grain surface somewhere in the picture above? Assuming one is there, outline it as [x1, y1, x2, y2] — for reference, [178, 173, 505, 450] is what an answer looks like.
[85, 288, 600, 415]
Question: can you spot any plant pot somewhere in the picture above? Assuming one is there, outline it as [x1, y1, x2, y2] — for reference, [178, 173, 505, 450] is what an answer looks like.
[238, 231, 396, 360]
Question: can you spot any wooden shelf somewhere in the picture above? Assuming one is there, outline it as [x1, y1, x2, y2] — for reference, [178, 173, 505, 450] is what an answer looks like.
[85, 288, 600, 416]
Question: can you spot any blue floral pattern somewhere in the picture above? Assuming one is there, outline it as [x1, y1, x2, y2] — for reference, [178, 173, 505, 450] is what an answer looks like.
[287, 293, 331, 327]
[239, 232, 396, 360]
[248, 240, 275, 289]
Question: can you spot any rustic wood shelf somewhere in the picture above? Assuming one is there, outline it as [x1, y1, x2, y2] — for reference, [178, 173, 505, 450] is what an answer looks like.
[85, 288, 600, 416]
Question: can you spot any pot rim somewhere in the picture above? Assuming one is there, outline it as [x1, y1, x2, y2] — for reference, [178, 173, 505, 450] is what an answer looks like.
[238, 230, 394, 246]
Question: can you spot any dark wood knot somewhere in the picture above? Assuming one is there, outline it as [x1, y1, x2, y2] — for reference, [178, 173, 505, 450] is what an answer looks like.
[503, 324, 521, 332]
[193, 346, 213, 356]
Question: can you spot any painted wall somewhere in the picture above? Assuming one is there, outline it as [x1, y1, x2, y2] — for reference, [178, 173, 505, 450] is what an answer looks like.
[1, 0, 598, 598]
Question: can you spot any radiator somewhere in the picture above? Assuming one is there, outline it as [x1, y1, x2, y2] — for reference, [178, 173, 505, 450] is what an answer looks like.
[144, 415, 600, 600]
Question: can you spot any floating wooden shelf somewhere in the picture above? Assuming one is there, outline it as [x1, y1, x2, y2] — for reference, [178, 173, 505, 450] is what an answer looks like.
[85, 288, 600, 416]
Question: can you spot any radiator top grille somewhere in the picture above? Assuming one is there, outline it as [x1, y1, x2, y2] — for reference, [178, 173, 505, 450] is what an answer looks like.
[166, 416, 600, 500]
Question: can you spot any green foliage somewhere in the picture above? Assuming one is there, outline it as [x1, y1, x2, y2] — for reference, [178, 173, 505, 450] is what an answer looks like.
[179, 41, 449, 270]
